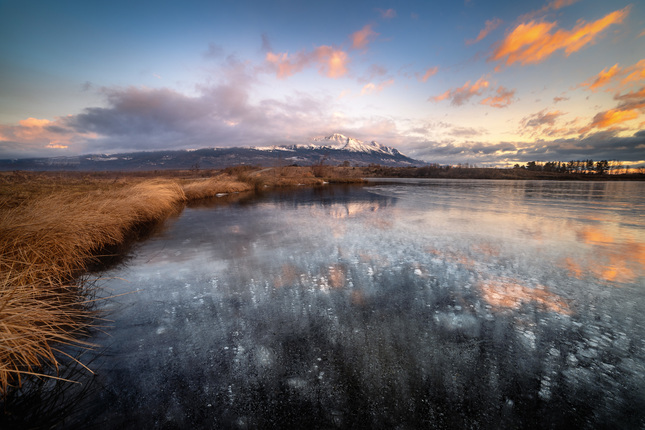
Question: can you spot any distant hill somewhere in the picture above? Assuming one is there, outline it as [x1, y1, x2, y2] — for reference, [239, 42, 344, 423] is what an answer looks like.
[0, 134, 423, 171]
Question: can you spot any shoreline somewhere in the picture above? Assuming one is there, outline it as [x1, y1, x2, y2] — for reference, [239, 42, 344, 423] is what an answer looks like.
[0, 164, 642, 397]
[0, 166, 365, 397]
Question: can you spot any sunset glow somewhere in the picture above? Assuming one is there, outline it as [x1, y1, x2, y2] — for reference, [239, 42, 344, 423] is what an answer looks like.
[0, 0, 643, 166]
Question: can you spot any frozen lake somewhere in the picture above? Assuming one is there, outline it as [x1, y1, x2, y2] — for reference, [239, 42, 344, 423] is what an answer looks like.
[63, 180, 645, 427]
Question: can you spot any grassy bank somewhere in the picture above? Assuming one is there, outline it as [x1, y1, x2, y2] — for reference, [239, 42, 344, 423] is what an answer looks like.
[0, 166, 364, 396]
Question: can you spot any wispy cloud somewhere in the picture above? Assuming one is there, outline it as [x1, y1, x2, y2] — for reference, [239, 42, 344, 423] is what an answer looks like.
[580, 109, 639, 133]
[203, 42, 224, 59]
[266, 46, 349, 79]
[378, 8, 396, 19]
[417, 67, 438, 83]
[430, 77, 490, 105]
[519, 0, 581, 22]
[466, 18, 502, 45]
[480, 86, 516, 108]
[351, 25, 378, 50]
[361, 79, 394, 95]
[491, 6, 630, 67]
[523, 110, 565, 128]
[580, 63, 622, 91]
[621, 59, 645, 85]
[580, 87, 645, 133]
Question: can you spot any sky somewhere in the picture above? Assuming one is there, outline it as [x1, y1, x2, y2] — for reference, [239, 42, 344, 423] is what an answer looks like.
[1, 0, 644, 167]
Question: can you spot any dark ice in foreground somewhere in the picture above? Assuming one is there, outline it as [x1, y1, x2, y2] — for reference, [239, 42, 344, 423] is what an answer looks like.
[36, 180, 645, 428]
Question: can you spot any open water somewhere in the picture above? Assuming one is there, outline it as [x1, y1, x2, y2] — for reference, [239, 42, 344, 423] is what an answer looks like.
[23, 179, 645, 428]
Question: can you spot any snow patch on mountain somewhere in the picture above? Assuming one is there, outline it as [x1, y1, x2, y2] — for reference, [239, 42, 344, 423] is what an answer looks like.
[309, 133, 402, 156]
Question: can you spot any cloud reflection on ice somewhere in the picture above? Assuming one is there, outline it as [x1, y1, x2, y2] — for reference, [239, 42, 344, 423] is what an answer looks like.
[61, 179, 645, 428]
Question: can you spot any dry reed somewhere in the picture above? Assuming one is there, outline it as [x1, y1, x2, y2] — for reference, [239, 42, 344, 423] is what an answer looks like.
[0, 179, 186, 395]
[181, 177, 252, 200]
[0, 166, 363, 395]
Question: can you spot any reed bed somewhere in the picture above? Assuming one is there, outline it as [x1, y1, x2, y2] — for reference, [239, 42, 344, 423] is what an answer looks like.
[0, 179, 186, 395]
[0, 167, 361, 396]
[181, 177, 252, 200]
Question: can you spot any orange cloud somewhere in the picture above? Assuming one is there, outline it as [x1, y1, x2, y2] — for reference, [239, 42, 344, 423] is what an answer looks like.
[466, 18, 502, 45]
[549, 0, 579, 10]
[314, 46, 349, 78]
[361, 79, 394, 95]
[0, 117, 81, 153]
[430, 77, 490, 105]
[480, 86, 515, 108]
[265, 51, 309, 79]
[418, 66, 438, 82]
[578, 59, 645, 93]
[351, 25, 378, 50]
[491, 6, 630, 66]
[581, 64, 621, 91]
[580, 85, 645, 133]
[580, 108, 639, 133]
[621, 59, 645, 85]
[266, 46, 349, 79]
[519, 0, 580, 24]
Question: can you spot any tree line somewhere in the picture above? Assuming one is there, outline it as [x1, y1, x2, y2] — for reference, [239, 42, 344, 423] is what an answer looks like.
[513, 159, 630, 175]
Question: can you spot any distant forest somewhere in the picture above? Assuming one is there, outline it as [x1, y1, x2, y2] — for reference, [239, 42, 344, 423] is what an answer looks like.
[359, 160, 645, 180]
[512, 159, 639, 175]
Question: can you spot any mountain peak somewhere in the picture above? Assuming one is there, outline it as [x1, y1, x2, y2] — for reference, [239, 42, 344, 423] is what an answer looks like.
[310, 133, 401, 156]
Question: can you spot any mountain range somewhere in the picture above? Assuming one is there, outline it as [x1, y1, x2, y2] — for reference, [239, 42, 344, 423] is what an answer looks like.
[0, 134, 423, 171]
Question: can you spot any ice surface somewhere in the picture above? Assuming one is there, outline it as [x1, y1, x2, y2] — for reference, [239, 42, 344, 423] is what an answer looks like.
[57, 180, 645, 428]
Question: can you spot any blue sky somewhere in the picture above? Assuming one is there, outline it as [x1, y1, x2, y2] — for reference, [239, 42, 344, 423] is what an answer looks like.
[1, 0, 644, 166]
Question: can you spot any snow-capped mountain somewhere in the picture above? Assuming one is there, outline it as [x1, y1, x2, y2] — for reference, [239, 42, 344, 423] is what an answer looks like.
[0, 134, 423, 171]
[309, 133, 402, 156]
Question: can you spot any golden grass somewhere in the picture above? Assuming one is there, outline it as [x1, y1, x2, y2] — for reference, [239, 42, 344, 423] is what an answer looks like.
[0, 166, 364, 395]
[181, 176, 252, 200]
[0, 179, 187, 395]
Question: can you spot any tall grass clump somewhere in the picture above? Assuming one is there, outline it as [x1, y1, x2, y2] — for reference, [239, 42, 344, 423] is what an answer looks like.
[182, 177, 252, 200]
[0, 179, 186, 395]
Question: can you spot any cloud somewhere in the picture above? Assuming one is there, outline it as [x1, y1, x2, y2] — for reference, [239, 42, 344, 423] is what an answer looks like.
[579, 87, 645, 133]
[361, 79, 394, 95]
[523, 110, 565, 128]
[466, 18, 502, 45]
[580, 109, 639, 133]
[580, 64, 621, 91]
[519, 0, 581, 22]
[480, 86, 516, 108]
[261, 33, 273, 53]
[351, 25, 378, 50]
[0, 117, 91, 158]
[315, 46, 349, 78]
[548, 0, 579, 10]
[417, 67, 438, 83]
[621, 59, 645, 85]
[266, 46, 349, 79]
[578, 59, 645, 92]
[491, 6, 630, 66]
[404, 130, 645, 166]
[430, 77, 490, 105]
[378, 8, 396, 19]
[203, 42, 224, 59]
[1, 56, 375, 159]
[553, 96, 569, 103]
